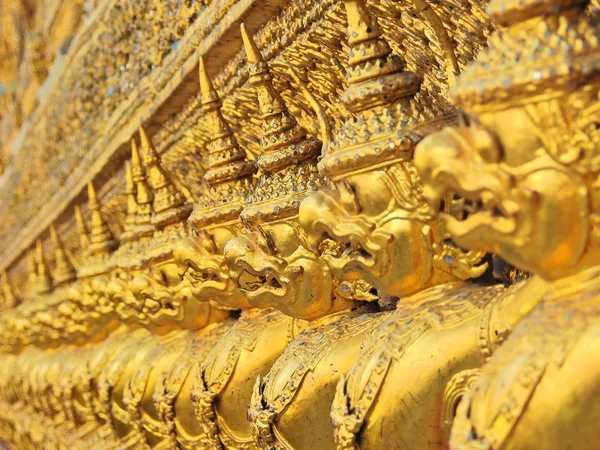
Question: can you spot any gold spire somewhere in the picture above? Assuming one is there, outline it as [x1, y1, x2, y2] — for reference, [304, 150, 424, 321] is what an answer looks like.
[130, 138, 155, 237]
[35, 239, 53, 294]
[87, 182, 118, 259]
[318, 0, 427, 180]
[199, 56, 217, 104]
[240, 23, 264, 66]
[27, 248, 37, 287]
[138, 126, 192, 227]
[0, 271, 17, 309]
[341, 0, 419, 111]
[49, 223, 76, 286]
[240, 23, 320, 172]
[125, 161, 136, 215]
[189, 56, 256, 228]
[239, 24, 325, 225]
[74, 205, 90, 252]
[120, 161, 139, 243]
[108, 146, 156, 271]
[199, 56, 253, 181]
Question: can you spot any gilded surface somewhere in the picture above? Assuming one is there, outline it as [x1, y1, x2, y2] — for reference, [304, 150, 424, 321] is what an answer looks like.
[0, 0, 593, 448]
[413, 0, 600, 447]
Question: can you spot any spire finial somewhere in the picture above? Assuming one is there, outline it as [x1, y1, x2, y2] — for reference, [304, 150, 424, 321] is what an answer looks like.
[138, 125, 158, 163]
[130, 139, 155, 236]
[27, 248, 38, 286]
[238, 24, 325, 225]
[198, 56, 253, 177]
[344, 0, 382, 45]
[35, 239, 53, 294]
[87, 181, 97, 205]
[49, 223, 59, 245]
[86, 182, 118, 259]
[340, 0, 419, 112]
[241, 23, 265, 66]
[240, 23, 319, 173]
[0, 270, 17, 309]
[120, 162, 138, 243]
[199, 56, 216, 104]
[49, 223, 76, 286]
[137, 126, 191, 227]
[240, 23, 287, 121]
[125, 161, 135, 206]
[317, 0, 423, 179]
[189, 57, 256, 229]
[131, 137, 142, 168]
[74, 205, 90, 251]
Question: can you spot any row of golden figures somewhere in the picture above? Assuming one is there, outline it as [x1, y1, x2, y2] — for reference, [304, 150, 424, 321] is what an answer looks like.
[0, 0, 598, 448]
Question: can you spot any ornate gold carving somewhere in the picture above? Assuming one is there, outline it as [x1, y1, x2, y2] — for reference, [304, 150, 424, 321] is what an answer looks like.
[413, 0, 600, 448]
[442, 369, 481, 434]
[74, 205, 90, 251]
[224, 24, 344, 321]
[0, 0, 586, 449]
[0, 0, 267, 267]
[249, 310, 390, 449]
[188, 57, 256, 228]
[329, 283, 515, 449]
[300, 0, 487, 299]
[34, 239, 53, 295]
[193, 308, 303, 450]
[283, 3, 542, 450]
[79, 182, 118, 279]
[131, 139, 156, 238]
[173, 56, 256, 312]
[139, 126, 193, 229]
[0, 0, 501, 446]
[50, 224, 76, 287]
[0, 271, 18, 311]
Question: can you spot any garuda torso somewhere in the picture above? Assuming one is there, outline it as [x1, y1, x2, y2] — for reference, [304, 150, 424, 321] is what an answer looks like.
[122, 328, 191, 449]
[331, 280, 544, 450]
[75, 327, 147, 449]
[170, 246, 303, 450]
[249, 308, 391, 450]
[151, 318, 235, 450]
[103, 329, 157, 445]
[54, 351, 81, 428]
[71, 331, 130, 433]
[451, 269, 600, 450]
[191, 307, 304, 450]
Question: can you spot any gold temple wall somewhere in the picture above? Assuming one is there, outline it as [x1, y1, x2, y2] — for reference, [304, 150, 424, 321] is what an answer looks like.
[0, 0, 596, 448]
[0, 0, 491, 293]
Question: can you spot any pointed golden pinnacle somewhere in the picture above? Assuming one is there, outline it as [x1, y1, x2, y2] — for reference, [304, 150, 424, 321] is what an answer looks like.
[240, 23, 264, 66]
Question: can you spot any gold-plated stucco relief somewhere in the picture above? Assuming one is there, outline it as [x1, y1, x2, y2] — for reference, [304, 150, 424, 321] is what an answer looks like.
[219, 23, 381, 450]
[289, 1, 544, 449]
[413, 0, 600, 448]
[0, 0, 594, 449]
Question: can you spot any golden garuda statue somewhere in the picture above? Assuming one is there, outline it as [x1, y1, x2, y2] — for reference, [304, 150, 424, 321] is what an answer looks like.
[0, 0, 595, 448]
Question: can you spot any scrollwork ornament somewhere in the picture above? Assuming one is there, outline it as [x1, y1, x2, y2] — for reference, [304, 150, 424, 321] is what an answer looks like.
[432, 241, 488, 281]
[248, 376, 278, 448]
[190, 365, 222, 449]
[441, 369, 481, 434]
[330, 375, 361, 450]
[525, 87, 600, 175]
[123, 366, 152, 450]
[153, 373, 179, 449]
